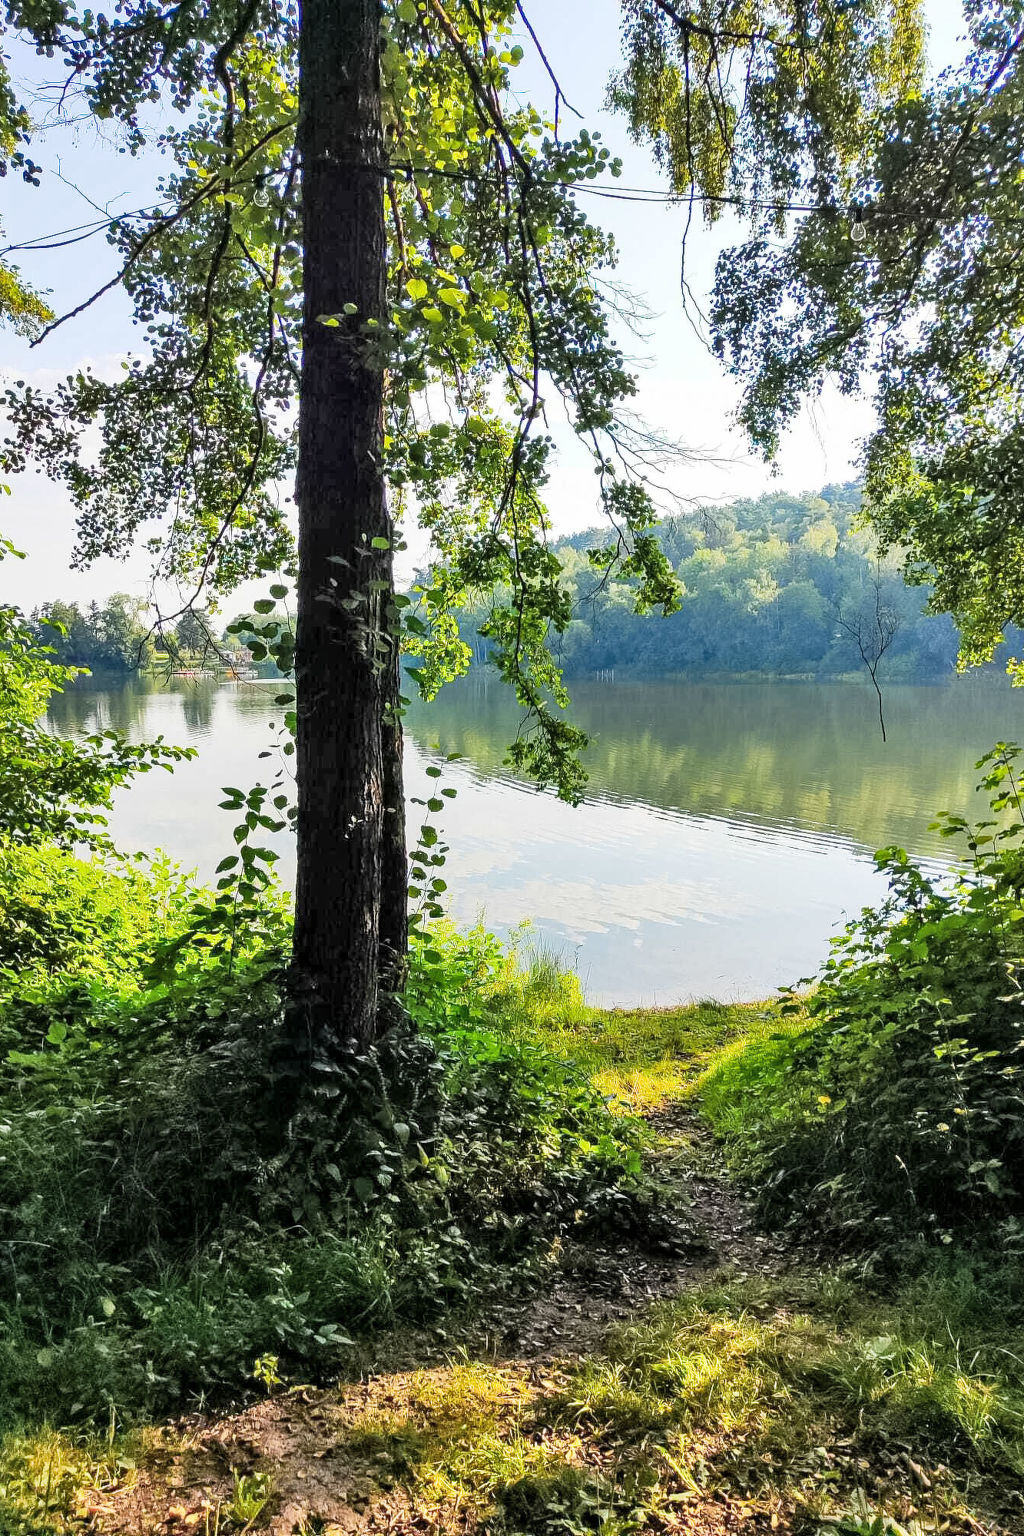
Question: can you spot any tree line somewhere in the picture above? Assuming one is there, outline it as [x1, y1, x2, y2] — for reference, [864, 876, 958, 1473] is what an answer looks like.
[29, 598, 251, 674]
[34, 483, 1024, 687]
[455, 485, 1024, 684]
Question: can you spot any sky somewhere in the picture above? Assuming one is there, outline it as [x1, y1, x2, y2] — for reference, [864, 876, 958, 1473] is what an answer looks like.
[0, 0, 969, 612]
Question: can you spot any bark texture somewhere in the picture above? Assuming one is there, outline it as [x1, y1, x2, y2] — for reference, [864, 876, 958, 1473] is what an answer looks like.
[292, 0, 404, 1046]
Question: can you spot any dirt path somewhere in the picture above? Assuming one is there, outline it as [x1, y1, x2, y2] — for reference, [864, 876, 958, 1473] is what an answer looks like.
[82, 1106, 1016, 1536]
[434, 1104, 791, 1367]
[86, 1105, 801, 1536]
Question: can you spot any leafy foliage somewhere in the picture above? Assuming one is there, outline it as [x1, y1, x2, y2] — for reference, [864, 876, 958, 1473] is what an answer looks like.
[0, 0, 685, 802]
[32, 484, 984, 685]
[615, 0, 1024, 676]
[0, 858, 646, 1423]
[0, 844, 190, 993]
[613, 0, 923, 208]
[702, 743, 1024, 1247]
[0, 51, 49, 338]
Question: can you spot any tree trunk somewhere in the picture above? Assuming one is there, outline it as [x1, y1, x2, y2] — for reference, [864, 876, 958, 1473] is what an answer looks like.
[292, 0, 404, 1047]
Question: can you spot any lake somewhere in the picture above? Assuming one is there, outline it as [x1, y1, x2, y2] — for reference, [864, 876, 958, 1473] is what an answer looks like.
[46, 674, 1024, 1006]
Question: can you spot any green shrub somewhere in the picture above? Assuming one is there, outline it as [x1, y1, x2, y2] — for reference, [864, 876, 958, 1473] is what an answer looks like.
[701, 744, 1024, 1248]
[0, 845, 191, 980]
[0, 890, 645, 1424]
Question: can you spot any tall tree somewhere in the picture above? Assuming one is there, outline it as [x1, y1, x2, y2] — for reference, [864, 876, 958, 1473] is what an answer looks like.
[0, 1, 681, 1057]
[292, 0, 396, 1038]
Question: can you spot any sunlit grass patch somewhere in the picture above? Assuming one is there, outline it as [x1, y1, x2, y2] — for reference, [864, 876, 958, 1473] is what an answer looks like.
[696, 1010, 812, 1137]
[547, 1274, 1024, 1529]
[523, 993, 762, 1102]
[375, 1360, 532, 1430]
[592, 1059, 691, 1115]
[344, 1361, 586, 1516]
[0, 1423, 138, 1535]
[474, 939, 769, 1114]
[564, 1285, 800, 1446]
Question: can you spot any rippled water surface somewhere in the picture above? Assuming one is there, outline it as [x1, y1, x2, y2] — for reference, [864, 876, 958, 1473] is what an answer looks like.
[47, 675, 1024, 1004]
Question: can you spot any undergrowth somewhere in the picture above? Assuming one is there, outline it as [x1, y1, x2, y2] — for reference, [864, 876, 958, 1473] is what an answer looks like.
[699, 744, 1024, 1254]
[0, 854, 648, 1432]
[552, 1269, 1024, 1529]
[316, 1271, 1024, 1534]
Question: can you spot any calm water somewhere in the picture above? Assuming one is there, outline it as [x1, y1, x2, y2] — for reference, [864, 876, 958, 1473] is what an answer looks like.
[46, 675, 1024, 1006]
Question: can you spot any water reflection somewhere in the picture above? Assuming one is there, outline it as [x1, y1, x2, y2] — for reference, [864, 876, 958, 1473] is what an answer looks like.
[46, 673, 1024, 1005]
[404, 677, 1024, 861]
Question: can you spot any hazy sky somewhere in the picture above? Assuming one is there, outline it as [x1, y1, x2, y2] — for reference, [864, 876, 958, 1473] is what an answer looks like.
[0, 0, 968, 611]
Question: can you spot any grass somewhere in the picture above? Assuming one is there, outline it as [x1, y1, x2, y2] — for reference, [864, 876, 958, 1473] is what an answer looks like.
[330, 1271, 1024, 1533]
[345, 1361, 579, 1511]
[697, 1007, 813, 1135]
[0, 1424, 140, 1535]
[552, 1270, 1024, 1531]
[494, 947, 767, 1113]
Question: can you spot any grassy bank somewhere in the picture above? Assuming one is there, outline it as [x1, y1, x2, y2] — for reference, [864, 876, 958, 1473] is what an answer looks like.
[4, 982, 1024, 1533]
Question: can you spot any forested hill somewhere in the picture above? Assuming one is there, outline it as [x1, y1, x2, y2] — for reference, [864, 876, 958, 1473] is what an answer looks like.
[34, 487, 1022, 685]
[462, 484, 1016, 681]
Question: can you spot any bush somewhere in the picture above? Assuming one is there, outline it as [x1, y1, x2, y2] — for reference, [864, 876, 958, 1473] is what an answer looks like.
[0, 845, 191, 981]
[0, 864, 645, 1424]
[701, 744, 1024, 1249]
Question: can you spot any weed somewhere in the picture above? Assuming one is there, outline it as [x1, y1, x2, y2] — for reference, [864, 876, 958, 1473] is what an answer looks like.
[0, 1424, 137, 1535]
[817, 1489, 932, 1535]
[494, 1466, 639, 1536]
[560, 1273, 1024, 1505]
[230, 1468, 272, 1526]
[251, 1355, 284, 1394]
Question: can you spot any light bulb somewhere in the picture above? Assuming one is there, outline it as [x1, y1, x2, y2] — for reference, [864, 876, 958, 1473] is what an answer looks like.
[850, 215, 867, 243]
[253, 186, 270, 208]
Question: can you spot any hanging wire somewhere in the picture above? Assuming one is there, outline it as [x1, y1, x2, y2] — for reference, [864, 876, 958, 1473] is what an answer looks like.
[5, 156, 1022, 264]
